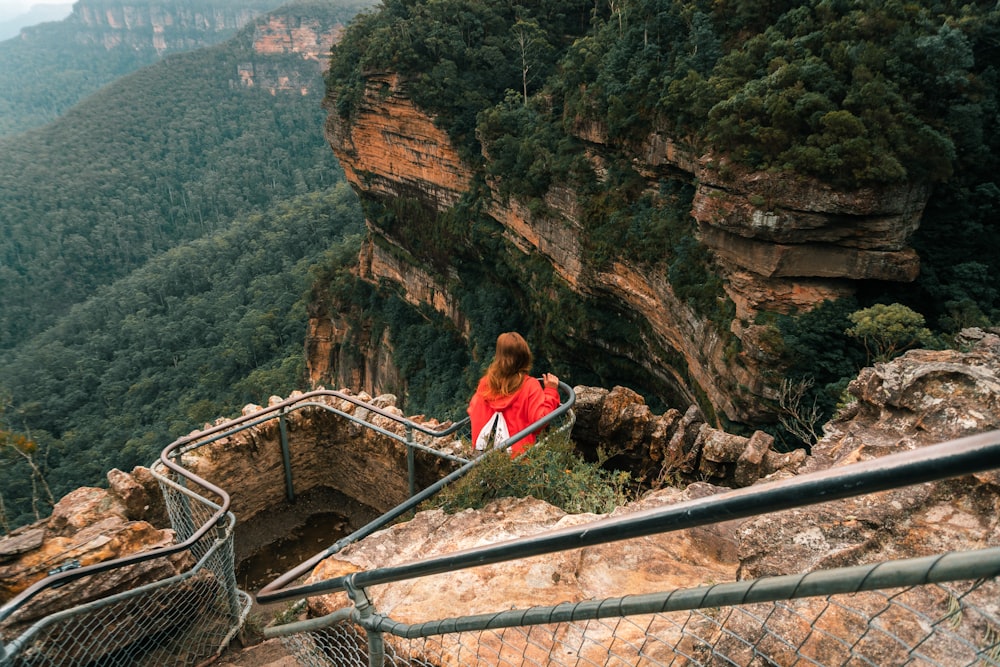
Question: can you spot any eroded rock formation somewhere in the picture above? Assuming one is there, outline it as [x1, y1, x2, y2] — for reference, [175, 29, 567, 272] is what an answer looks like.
[237, 13, 347, 93]
[0, 467, 186, 650]
[320, 75, 933, 426]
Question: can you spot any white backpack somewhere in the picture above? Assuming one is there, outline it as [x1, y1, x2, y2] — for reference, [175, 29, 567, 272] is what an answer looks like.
[474, 411, 510, 451]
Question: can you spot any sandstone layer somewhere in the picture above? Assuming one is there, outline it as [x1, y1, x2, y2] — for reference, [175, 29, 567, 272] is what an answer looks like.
[320, 75, 932, 425]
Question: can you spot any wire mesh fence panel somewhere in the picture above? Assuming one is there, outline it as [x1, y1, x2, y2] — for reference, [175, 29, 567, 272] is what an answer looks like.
[279, 576, 1000, 667]
[3, 563, 251, 666]
[280, 622, 375, 667]
[0, 465, 248, 666]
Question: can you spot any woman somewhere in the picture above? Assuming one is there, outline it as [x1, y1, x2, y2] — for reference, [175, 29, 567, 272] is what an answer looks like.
[468, 332, 560, 457]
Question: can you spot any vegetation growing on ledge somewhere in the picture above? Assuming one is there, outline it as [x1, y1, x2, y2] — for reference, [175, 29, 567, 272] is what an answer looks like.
[424, 432, 633, 515]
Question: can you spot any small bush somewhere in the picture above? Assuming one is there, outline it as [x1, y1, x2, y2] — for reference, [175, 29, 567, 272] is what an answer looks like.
[425, 432, 632, 515]
[846, 303, 935, 363]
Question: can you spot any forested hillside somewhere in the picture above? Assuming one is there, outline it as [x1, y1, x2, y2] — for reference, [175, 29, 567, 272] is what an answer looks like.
[325, 0, 1000, 430]
[0, 0, 370, 350]
[1, 187, 362, 529]
[0, 0, 288, 136]
[0, 0, 370, 530]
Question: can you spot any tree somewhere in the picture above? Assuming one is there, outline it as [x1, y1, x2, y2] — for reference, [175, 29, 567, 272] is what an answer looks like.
[1, 395, 55, 530]
[776, 377, 822, 450]
[511, 18, 548, 105]
[846, 303, 934, 364]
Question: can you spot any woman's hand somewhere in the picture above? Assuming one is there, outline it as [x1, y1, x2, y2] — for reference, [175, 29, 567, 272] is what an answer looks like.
[542, 372, 559, 389]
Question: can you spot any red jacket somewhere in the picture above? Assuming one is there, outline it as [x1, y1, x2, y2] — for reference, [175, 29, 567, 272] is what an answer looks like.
[468, 375, 560, 457]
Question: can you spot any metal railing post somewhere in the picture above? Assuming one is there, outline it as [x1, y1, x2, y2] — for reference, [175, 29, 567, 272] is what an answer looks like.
[406, 424, 416, 498]
[169, 450, 197, 543]
[217, 518, 243, 623]
[345, 576, 385, 667]
[279, 410, 295, 503]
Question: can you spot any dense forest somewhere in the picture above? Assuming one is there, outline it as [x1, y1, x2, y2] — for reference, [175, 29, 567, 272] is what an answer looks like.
[1, 187, 362, 529]
[0, 0, 369, 531]
[0, 0, 371, 350]
[0, 0, 290, 136]
[327, 0, 1000, 432]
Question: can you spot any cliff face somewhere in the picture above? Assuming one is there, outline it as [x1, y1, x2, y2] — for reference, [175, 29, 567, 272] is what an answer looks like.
[67, 1, 346, 93]
[321, 75, 931, 424]
[326, 73, 475, 211]
[236, 14, 346, 94]
[68, 2, 277, 54]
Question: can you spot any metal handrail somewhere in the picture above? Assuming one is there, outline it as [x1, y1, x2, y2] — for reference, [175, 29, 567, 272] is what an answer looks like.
[368, 545, 1000, 640]
[0, 449, 231, 626]
[266, 543, 1000, 642]
[278, 428, 1000, 601]
[255, 381, 578, 604]
[0, 388, 464, 627]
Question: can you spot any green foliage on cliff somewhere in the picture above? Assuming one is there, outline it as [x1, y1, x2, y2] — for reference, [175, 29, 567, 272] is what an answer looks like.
[328, 0, 592, 160]
[846, 303, 937, 364]
[331, 0, 995, 189]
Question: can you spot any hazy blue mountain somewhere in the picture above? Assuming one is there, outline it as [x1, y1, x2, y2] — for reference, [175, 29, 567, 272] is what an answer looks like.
[0, 0, 289, 136]
[0, 3, 72, 40]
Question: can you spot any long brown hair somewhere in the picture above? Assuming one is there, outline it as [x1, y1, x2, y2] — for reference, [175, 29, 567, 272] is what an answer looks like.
[484, 332, 532, 397]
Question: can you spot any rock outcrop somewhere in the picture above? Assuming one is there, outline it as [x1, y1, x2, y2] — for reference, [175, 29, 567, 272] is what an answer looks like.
[0, 467, 184, 649]
[572, 385, 807, 488]
[325, 73, 475, 212]
[237, 12, 348, 93]
[321, 75, 933, 426]
[301, 331, 1000, 665]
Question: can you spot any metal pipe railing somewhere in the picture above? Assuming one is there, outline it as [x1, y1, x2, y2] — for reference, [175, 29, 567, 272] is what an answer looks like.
[368, 545, 1000, 640]
[255, 381, 578, 605]
[0, 388, 469, 627]
[283, 428, 1000, 600]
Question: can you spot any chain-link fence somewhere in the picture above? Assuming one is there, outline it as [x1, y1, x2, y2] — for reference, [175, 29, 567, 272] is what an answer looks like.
[277, 565, 1000, 666]
[0, 465, 249, 667]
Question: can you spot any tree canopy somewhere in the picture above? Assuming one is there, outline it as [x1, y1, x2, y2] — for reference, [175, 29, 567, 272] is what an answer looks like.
[0, 185, 363, 529]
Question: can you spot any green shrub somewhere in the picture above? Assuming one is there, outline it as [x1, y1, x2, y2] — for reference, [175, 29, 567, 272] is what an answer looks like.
[845, 303, 935, 363]
[425, 432, 632, 515]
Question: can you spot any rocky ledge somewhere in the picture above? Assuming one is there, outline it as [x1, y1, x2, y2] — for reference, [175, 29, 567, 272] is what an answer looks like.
[2, 331, 998, 665]
[305, 330, 1000, 664]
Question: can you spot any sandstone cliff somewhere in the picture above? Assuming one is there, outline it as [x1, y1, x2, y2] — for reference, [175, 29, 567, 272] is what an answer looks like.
[65, 1, 279, 54]
[319, 74, 931, 426]
[236, 11, 348, 94]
